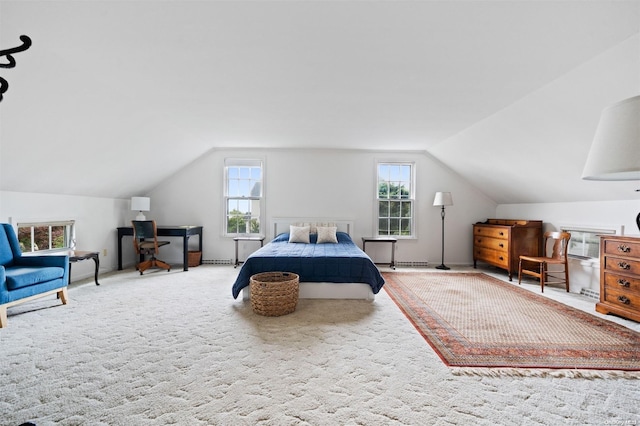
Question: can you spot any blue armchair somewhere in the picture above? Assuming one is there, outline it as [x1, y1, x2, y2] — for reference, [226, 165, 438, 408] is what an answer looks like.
[0, 223, 69, 328]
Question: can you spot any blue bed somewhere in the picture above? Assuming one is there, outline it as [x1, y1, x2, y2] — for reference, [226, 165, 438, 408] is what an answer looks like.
[232, 231, 385, 299]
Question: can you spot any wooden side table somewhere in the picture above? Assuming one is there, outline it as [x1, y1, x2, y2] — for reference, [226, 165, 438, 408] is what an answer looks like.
[69, 250, 100, 285]
[362, 237, 397, 269]
[234, 236, 265, 268]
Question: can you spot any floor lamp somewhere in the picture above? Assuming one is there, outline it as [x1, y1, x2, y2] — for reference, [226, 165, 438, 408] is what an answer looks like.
[433, 192, 453, 270]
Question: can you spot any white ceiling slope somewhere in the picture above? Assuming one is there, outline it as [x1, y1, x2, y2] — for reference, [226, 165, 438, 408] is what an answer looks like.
[1, 1, 639, 203]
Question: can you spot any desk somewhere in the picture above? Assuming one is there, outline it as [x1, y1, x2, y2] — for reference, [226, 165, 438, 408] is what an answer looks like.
[362, 236, 397, 269]
[233, 236, 265, 268]
[117, 225, 203, 271]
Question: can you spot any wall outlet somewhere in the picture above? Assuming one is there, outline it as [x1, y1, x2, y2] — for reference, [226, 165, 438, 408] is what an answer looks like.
[103, 249, 107, 257]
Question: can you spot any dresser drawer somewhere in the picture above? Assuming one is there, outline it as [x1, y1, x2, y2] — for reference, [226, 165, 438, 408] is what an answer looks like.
[603, 287, 640, 312]
[603, 239, 640, 258]
[474, 247, 508, 268]
[604, 272, 640, 294]
[474, 226, 509, 240]
[603, 255, 640, 276]
[473, 236, 508, 252]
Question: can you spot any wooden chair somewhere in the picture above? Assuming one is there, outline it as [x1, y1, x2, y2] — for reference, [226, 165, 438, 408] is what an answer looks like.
[518, 231, 571, 293]
[132, 220, 171, 274]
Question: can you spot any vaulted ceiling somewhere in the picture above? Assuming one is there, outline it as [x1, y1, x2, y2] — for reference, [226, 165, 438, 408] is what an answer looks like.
[1, 1, 639, 203]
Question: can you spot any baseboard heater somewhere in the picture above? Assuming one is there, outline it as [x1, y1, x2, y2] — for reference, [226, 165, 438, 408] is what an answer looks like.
[580, 288, 599, 300]
[202, 259, 233, 265]
[395, 261, 430, 267]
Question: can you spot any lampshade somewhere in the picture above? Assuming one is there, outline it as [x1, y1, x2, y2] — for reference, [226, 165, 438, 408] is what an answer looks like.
[433, 192, 453, 207]
[582, 95, 640, 180]
[131, 197, 150, 212]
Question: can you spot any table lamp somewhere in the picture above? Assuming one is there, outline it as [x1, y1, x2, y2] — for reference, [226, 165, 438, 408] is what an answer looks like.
[131, 197, 150, 221]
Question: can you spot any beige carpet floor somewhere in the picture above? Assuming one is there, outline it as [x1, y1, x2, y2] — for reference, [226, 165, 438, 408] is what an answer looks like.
[1, 266, 638, 425]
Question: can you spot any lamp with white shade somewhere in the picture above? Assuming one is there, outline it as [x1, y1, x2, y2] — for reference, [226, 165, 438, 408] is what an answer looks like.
[582, 95, 640, 231]
[131, 197, 150, 221]
[433, 191, 453, 270]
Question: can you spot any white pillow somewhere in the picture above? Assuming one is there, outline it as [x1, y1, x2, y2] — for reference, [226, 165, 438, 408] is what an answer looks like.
[289, 225, 310, 243]
[316, 226, 338, 244]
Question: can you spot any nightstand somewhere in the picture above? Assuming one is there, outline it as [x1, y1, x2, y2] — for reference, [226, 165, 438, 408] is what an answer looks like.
[362, 236, 397, 269]
[234, 236, 265, 268]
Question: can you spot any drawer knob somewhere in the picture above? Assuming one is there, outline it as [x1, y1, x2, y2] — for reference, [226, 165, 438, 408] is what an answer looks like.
[617, 244, 631, 253]
[499, 232, 504, 236]
[499, 243, 504, 248]
[617, 295, 631, 305]
[499, 256, 504, 261]
[617, 261, 631, 270]
[617, 279, 631, 287]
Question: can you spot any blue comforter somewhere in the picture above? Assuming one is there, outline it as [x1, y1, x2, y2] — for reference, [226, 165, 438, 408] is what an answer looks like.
[232, 232, 385, 299]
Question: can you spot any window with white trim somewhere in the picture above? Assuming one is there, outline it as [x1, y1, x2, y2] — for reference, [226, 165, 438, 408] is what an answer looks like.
[224, 158, 263, 236]
[377, 162, 414, 237]
[17, 220, 76, 253]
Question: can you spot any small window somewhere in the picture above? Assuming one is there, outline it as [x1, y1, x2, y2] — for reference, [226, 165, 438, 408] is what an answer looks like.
[224, 158, 263, 236]
[17, 220, 75, 253]
[560, 226, 617, 259]
[376, 162, 414, 237]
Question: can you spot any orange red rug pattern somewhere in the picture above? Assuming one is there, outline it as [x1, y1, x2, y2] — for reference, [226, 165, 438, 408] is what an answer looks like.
[383, 272, 640, 373]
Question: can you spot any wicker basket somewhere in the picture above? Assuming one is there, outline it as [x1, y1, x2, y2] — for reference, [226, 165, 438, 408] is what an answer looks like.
[250, 272, 299, 316]
[187, 251, 201, 267]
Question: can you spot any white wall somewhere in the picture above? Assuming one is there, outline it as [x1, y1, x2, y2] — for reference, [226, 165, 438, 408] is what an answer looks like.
[497, 199, 640, 293]
[147, 148, 496, 267]
[0, 191, 130, 282]
[0, 149, 497, 281]
[3, 153, 636, 296]
[426, 33, 640, 295]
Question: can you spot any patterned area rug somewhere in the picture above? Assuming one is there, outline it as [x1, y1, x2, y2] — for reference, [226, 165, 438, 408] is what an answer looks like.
[383, 272, 640, 376]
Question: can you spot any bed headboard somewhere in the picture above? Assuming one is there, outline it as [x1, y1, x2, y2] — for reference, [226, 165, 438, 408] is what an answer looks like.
[272, 217, 353, 238]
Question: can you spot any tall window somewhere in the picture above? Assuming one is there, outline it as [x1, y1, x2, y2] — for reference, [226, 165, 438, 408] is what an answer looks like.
[17, 220, 75, 253]
[377, 162, 414, 237]
[225, 159, 263, 236]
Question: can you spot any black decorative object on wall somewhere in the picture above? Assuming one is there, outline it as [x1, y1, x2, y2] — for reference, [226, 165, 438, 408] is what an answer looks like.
[0, 35, 32, 102]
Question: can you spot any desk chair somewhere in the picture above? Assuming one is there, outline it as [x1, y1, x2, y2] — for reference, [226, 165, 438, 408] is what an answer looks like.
[132, 220, 171, 274]
[518, 231, 571, 293]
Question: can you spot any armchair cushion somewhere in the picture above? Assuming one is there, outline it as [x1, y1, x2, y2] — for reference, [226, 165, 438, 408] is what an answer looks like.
[5, 266, 66, 290]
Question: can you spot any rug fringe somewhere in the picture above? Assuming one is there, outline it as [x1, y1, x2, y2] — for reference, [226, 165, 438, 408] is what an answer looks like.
[450, 367, 640, 379]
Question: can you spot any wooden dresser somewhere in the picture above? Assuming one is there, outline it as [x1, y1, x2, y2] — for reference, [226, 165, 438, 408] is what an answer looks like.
[473, 219, 543, 280]
[596, 235, 640, 322]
